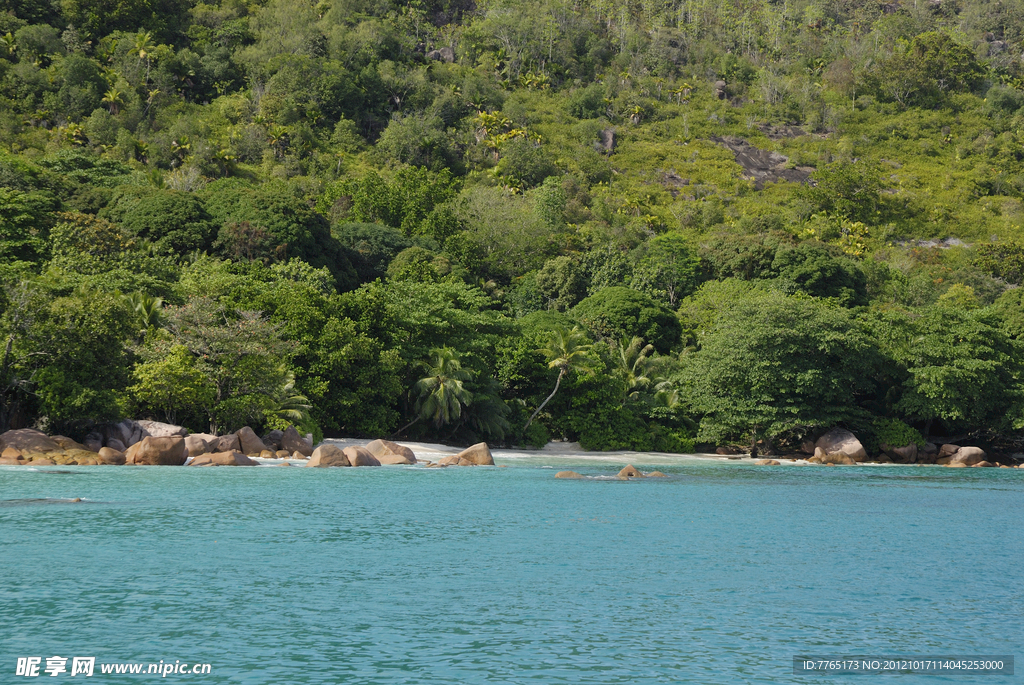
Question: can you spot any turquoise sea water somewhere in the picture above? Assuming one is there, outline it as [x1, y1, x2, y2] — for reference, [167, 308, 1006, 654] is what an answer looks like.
[1, 455, 1021, 684]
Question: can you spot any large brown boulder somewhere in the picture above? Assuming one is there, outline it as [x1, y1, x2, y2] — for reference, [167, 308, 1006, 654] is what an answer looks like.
[189, 451, 259, 466]
[97, 447, 126, 465]
[437, 455, 460, 466]
[213, 433, 241, 453]
[306, 445, 350, 467]
[364, 439, 416, 464]
[0, 429, 60, 454]
[280, 426, 313, 457]
[815, 428, 867, 462]
[453, 442, 494, 465]
[950, 446, 987, 466]
[184, 433, 217, 457]
[2, 446, 23, 459]
[343, 446, 381, 467]
[125, 436, 186, 465]
[51, 435, 90, 452]
[618, 465, 643, 478]
[236, 426, 265, 455]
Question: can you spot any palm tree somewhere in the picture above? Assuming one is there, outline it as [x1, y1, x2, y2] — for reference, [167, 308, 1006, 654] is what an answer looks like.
[135, 31, 155, 82]
[265, 367, 312, 425]
[393, 348, 473, 437]
[127, 292, 163, 333]
[523, 326, 595, 432]
[614, 336, 655, 403]
[101, 87, 124, 115]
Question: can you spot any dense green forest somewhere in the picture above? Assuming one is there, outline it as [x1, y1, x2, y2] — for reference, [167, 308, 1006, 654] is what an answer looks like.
[3, 0, 1024, 453]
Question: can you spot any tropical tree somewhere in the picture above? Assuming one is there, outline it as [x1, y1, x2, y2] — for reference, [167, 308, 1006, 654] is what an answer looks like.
[613, 336, 655, 403]
[523, 325, 595, 431]
[394, 348, 473, 436]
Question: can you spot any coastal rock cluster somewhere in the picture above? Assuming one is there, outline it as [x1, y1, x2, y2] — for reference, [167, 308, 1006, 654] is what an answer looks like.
[0, 425, 499, 470]
[742, 427, 1014, 468]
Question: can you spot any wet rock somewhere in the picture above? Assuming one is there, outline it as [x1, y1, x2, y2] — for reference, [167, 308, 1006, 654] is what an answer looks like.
[555, 471, 584, 479]
[125, 436, 187, 465]
[618, 465, 643, 478]
[259, 449, 275, 459]
[453, 442, 494, 465]
[306, 445, 349, 467]
[343, 446, 380, 467]
[972, 461, 994, 468]
[754, 459, 781, 465]
[364, 439, 416, 465]
[276, 450, 290, 458]
[646, 471, 668, 477]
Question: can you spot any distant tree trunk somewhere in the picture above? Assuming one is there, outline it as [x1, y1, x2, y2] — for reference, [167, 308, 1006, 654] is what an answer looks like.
[391, 415, 420, 439]
[524, 368, 565, 432]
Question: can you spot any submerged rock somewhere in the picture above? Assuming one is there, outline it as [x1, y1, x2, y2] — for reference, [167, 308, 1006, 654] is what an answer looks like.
[555, 471, 584, 479]
[754, 459, 781, 465]
[646, 471, 668, 477]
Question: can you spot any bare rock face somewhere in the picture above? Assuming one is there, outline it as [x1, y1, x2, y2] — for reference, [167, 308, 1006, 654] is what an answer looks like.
[125, 436, 187, 465]
[453, 442, 494, 465]
[618, 465, 643, 478]
[343, 446, 381, 467]
[815, 428, 867, 462]
[214, 434, 241, 453]
[364, 439, 416, 465]
[892, 444, 918, 463]
[189, 451, 259, 466]
[184, 433, 217, 457]
[306, 445, 350, 467]
[0, 429, 60, 454]
[280, 426, 313, 457]
[426, 46, 455, 62]
[712, 135, 815, 189]
[236, 426, 265, 455]
[51, 435, 88, 452]
[263, 430, 284, 450]
[137, 420, 188, 439]
[97, 447, 126, 465]
[555, 471, 584, 479]
[950, 446, 987, 466]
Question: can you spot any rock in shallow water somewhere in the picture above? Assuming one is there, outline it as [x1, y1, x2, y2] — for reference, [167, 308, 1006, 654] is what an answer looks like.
[618, 465, 642, 478]
[306, 445, 349, 467]
[555, 471, 583, 479]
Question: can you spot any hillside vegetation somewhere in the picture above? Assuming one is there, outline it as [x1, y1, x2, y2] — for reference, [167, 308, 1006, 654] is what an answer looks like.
[3, 0, 1024, 453]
